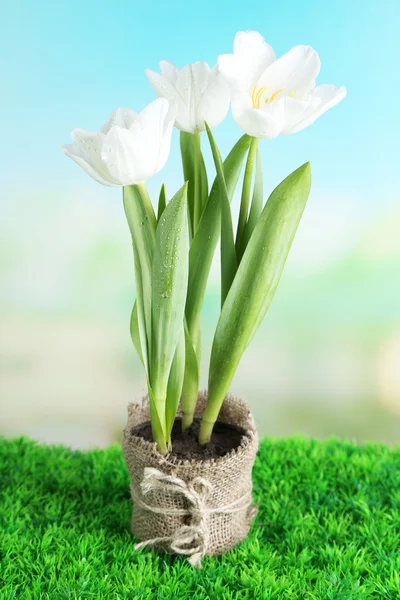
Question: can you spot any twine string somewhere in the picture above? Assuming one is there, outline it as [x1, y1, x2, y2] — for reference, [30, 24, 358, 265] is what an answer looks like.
[132, 467, 254, 568]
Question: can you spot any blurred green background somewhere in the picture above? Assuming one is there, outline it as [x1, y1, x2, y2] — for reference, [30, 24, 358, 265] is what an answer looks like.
[1, 0, 399, 448]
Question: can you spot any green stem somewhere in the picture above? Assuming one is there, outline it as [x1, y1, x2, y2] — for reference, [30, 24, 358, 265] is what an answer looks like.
[193, 321, 202, 362]
[180, 133, 204, 431]
[181, 383, 198, 431]
[240, 148, 264, 259]
[149, 392, 168, 455]
[135, 183, 157, 232]
[184, 134, 251, 341]
[180, 132, 195, 240]
[198, 387, 222, 445]
[193, 132, 202, 234]
[157, 184, 167, 221]
[181, 320, 200, 432]
[198, 416, 215, 446]
[235, 137, 258, 259]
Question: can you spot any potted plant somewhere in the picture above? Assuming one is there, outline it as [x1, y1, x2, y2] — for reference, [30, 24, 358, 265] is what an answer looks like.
[62, 30, 346, 567]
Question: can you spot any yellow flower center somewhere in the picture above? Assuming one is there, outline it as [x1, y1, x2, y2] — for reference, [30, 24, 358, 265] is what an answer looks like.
[251, 86, 295, 109]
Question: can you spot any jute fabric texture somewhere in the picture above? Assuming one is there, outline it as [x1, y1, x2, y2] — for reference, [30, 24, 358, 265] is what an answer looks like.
[122, 392, 259, 567]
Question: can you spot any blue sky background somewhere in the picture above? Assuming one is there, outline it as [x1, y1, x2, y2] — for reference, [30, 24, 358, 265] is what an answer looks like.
[1, 1, 400, 446]
[2, 0, 400, 203]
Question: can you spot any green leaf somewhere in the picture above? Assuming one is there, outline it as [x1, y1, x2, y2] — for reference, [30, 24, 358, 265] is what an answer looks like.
[181, 133, 207, 237]
[202, 163, 311, 439]
[205, 123, 237, 308]
[148, 388, 168, 453]
[180, 132, 195, 238]
[123, 184, 168, 450]
[186, 134, 251, 336]
[157, 184, 167, 221]
[235, 136, 258, 259]
[150, 183, 189, 403]
[123, 184, 156, 375]
[240, 147, 264, 259]
[165, 328, 185, 441]
[181, 320, 200, 431]
[129, 301, 143, 365]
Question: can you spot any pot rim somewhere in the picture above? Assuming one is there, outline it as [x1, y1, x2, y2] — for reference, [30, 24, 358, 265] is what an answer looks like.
[123, 392, 259, 469]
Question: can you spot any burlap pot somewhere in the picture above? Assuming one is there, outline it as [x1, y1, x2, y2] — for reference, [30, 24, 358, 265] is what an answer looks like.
[122, 391, 259, 567]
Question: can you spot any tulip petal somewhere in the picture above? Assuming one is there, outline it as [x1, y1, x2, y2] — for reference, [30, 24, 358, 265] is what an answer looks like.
[61, 143, 118, 186]
[146, 68, 188, 130]
[100, 107, 139, 134]
[232, 94, 281, 139]
[102, 127, 145, 184]
[218, 30, 276, 92]
[67, 129, 120, 185]
[280, 96, 317, 133]
[158, 108, 175, 172]
[196, 66, 230, 131]
[257, 45, 321, 96]
[174, 62, 211, 132]
[285, 84, 346, 133]
[137, 97, 175, 173]
[159, 60, 179, 85]
[102, 98, 174, 184]
[147, 60, 230, 133]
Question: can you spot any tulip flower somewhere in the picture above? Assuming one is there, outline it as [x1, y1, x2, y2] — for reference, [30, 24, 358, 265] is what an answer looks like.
[145, 61, 230, 134]
[61, 98, 175, 186]
[218, 30, 346, 139]
[60, 35, 346, 458]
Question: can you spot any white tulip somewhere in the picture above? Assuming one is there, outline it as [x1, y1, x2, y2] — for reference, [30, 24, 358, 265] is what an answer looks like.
[218, 30, 346, 139]
[61, 98, 175, 186]
[145, 60, 230, 134]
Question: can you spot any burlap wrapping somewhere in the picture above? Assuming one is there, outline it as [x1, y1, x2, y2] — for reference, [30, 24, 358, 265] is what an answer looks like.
[122, 391, 259, 566]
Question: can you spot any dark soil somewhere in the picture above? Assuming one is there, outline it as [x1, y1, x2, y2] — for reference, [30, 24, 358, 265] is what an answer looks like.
[131, 417, 248, 461]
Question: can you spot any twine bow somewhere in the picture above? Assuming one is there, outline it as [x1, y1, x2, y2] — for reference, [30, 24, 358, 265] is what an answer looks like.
[132, 467, 254, 568]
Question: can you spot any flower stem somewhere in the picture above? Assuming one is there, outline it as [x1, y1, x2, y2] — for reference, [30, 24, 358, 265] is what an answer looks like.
[181, 322, 201, 431]
[198, 416, 215, 446]
[182, 412, 194, 432]
[179, 133, 202, 432]
[149, 394, 168, 455]
[198, 381, 225, 446]
[192, 132, 202, 234]
[180, 132, 195, 240]
[135, 183, 157, 231]
[235, 137, 258, 259]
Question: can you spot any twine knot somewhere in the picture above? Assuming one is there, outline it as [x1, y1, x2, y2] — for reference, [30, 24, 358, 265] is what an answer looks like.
[132, 467, 254, 568]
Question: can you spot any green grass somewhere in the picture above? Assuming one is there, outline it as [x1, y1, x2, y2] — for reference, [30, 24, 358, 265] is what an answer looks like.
[1, 436, 400, 599]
